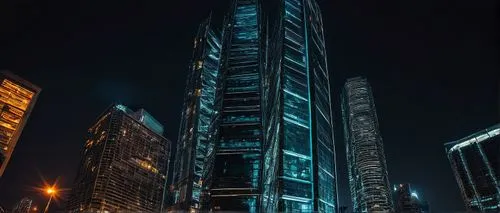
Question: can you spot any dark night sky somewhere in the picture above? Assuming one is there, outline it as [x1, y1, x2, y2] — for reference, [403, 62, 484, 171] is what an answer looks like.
[0, 0, 497, 212]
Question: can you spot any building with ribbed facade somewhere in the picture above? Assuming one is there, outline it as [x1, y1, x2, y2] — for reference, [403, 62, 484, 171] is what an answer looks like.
[171, 15, 222, 212]
[67, 104, 171, 213]
[262, 0, 337, 212]
[0, 71, 40, 178]
[341, 77, 393, 213]
[444, 123, 500, 213]
[12, 197, 33, 213]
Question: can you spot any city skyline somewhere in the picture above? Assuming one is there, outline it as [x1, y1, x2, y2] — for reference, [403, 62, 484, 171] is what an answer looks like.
[0, 0, 497, 212]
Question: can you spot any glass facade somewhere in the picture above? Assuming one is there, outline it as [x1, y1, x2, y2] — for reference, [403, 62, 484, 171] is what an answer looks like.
[67, 104, 171, 213]
[262, 0, 337, 212]
[444, 123, 500, 213]
[341, 77, 394, 213]
[0, 71, 40, 177]
[171, 15, 222, 211]
[208, 0, 264, 211]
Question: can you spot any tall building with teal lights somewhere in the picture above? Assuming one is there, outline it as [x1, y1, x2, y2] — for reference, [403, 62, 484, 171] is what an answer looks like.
[172, 0, 338, 212]
[341, 77, 394, 213]
[207, 0, 266, 211]
[444, 123, 500, 213]
[171, 15, 222, 211]
[262, 0, 337, 212]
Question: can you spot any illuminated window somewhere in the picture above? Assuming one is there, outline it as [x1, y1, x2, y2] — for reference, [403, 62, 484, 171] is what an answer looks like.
[196, 61, 203, 70]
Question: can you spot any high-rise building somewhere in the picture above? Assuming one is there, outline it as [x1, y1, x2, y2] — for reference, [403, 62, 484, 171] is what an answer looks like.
[12, 197, 33, 213]
[171, 15, 222, 211]
[444, 123, 500, 213]
[172, 0, 338, 212]
[341, 77, 393, 213]
[205, 0, 266, 212]
[67, 104, 171, 213]
[262, 0, 337, 212]
[392, 184, 429, 213]
[0, 71, 41, 177]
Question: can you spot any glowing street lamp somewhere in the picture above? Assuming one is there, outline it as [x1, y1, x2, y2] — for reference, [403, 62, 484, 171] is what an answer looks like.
[43, 185, 58, 213]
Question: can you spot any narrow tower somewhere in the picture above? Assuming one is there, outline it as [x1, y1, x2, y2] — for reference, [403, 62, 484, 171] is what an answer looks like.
[341, 77, 393, 213]
[171, 15, 222, 211]
[262, 0, 338, 212]
[207, 0, 265, 212]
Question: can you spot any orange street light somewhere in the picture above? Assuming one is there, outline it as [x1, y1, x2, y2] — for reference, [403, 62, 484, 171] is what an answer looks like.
[43, 185, 58, 213]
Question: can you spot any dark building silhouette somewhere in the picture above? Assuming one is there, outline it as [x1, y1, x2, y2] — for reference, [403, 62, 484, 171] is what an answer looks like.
[341, 77, 393, 213]
[171, 15, 222, 211]
[444, 123, 500, 213]
[393, 184, 430, 213]
[0, 71, 41, 177]
[67, 104, 171, 213]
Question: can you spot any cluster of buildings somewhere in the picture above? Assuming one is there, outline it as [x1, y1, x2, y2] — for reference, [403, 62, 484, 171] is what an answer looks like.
[0, 0, 498, 213]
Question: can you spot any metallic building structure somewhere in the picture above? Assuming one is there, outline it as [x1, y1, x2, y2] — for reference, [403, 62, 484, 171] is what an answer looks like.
[171, 0, 338, 211]
[0, 71, 40, 177]
[392, 184, 428, 213]
[67, 104, 171, 213]
[207, 0, 266, 211]
[12, 197, 33, 213]
[444, 123, 500, 212]
[262, 0, 337, 212]
[171, 15, 222, 211]
[341, 77, 393, 213]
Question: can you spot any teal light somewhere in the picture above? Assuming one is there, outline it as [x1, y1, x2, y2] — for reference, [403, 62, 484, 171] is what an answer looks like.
[411, 192, 419, 199]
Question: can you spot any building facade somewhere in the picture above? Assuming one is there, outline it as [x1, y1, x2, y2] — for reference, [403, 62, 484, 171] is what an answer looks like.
[444, 123, 500, 212]
[0, 71, 40, 177]
[67, 104, 171, 213]
[262, 0, 337, 212]
[392, 184, 429, 213]
[341, 77, 393, 213]
[171, 15, 222, 211]
[206, 0, 266, 212]
[172, 0, 338, 212]
[12, 197, 33, 213]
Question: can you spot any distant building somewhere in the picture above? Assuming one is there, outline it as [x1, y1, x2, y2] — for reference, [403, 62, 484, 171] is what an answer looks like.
[444, 123, 500, 213]
[341, 77, 394, 213]
[171, 15, 222, 212]
[67, 104, 171, 213]
[392, 184, 430, 213]
[0, 71, 41, 177]
[12, 197, 33, 213]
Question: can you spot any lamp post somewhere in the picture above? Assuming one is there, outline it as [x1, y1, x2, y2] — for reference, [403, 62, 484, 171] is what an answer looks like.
[43, 186, 57, 213]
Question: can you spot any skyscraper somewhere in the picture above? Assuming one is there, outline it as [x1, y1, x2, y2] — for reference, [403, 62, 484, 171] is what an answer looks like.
[206, 0, 265, 211]
[12, 197, 33, 213]
[171, 15, 222, 211]
[444, 123, 500, 213]
[67, 104, 171, 213]
[0, 71, 41, 177]
[262, 0, 337, 212]
[392, 184, 429, 213]
[341, 77, 393, 213]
